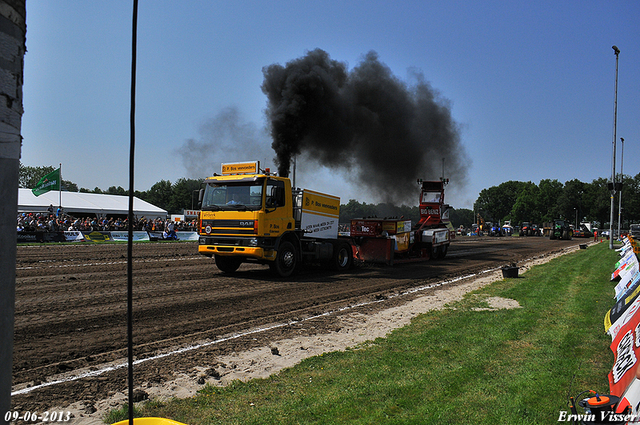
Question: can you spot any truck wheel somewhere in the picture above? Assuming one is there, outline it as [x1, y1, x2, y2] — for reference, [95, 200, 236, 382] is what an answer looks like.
[214, 255, 242, 273]
[440, 244, 448, 258]
[272, 241, 298, 277]
[330, 241, 353, 271]
[430, 244, 440, 260]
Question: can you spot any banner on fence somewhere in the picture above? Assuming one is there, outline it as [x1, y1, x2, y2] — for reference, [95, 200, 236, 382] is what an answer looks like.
[177, 231, 199, 241]
[609, 310, 640, 396]
[64, 231, 85, 242]
[607, 237, 640, 415]
[19, 230, 199, 243]
[82, 231, 113, 242]
[17, 231, 65, 243]
[110, 231, 150, 242]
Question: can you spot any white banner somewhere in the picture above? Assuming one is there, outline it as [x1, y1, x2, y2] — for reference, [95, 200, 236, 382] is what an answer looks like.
[110, 231, 150, 242]
[63, 231, 85, 242]
[177, 231, 199, 241]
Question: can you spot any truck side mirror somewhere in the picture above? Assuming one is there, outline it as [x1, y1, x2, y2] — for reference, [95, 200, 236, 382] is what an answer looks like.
[198, 188, 204, 208]
[267, 186, 285, 208]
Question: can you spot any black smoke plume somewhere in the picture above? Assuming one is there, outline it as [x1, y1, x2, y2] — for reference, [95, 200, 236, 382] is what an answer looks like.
[261, 49, 469, 204]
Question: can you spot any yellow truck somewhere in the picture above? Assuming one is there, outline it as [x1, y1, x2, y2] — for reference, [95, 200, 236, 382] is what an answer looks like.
[198, 161, 453, 276]
[197, 161, 351, 277]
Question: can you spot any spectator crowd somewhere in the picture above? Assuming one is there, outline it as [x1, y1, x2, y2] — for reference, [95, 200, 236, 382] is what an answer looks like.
[17, 210, 197, 233]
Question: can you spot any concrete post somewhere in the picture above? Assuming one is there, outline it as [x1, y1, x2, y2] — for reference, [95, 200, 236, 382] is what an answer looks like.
[0, 1, 26, 422]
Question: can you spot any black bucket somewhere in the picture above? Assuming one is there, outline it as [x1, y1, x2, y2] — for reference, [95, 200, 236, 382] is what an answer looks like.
[501, 266, 519, 278]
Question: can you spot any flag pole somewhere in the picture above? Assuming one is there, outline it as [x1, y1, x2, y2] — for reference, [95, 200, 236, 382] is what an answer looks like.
[59, 163, 62, 211]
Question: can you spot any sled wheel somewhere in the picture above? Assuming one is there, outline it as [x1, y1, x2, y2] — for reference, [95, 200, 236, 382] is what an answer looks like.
[430, 244, 440, 260]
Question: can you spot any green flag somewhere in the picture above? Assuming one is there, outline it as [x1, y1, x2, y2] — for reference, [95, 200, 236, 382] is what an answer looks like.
[31, 168, 61, 196]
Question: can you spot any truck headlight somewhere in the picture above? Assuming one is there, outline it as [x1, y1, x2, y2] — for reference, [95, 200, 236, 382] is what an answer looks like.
[248, 238, 258, 246]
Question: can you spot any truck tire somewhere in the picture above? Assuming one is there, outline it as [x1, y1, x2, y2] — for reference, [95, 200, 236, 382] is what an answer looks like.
[330, 241, 353, 271]
[214, 255, 242, 273]
[430, 244, 440, 260]
[440, 244, 448, 258]
[271, 241, 298, 277]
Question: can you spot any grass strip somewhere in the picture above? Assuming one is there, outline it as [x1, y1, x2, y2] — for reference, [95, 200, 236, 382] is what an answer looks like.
[111, 242, 619, 424]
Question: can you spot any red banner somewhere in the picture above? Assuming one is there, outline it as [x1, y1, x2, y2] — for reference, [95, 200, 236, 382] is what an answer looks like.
[609, 310, 640, 396]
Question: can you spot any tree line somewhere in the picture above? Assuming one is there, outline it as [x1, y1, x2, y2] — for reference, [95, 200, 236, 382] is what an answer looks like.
[473, 176, 636, 229]
[21, 163, 632, 229]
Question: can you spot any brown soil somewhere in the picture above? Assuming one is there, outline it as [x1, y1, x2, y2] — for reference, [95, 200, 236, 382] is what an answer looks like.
[10, 236, 592, 423]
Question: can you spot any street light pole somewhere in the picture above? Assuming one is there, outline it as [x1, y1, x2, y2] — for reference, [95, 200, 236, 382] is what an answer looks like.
[618, 137, 624, 237]
[609, 45, 620, 249]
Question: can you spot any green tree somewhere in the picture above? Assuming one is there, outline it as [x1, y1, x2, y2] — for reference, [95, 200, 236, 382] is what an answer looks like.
[474, 181, 527, 223]
[19, 162, 78, 192]
[146, 180, 173, 212]
[339, 199, 378, 222]
[170, 178, 204, 213]
[624, 173, 640, 225]
[536, 179, 563, 222]
[18, 163, 55, 188]
[557, 179, 586, 225]
[449, 208, 474, 228]
[79, 187, 104, 193]
[583, 178, 610, 229]
[510, 182, 539, 224]
[106, 186, 128, 196]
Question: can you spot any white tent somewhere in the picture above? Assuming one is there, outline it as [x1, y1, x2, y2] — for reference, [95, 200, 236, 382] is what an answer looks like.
[18, 189, 167, 218]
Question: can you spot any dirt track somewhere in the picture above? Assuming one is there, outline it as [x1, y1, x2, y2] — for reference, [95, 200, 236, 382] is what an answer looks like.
[11, 236, 587, 418]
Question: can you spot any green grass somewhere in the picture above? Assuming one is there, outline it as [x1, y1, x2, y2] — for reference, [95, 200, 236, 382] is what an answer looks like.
[112, 242, 619, 424]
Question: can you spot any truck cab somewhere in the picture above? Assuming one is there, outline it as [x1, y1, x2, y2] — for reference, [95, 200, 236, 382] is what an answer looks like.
[198, 161, 349, 277]
[198, 171, 294, 272]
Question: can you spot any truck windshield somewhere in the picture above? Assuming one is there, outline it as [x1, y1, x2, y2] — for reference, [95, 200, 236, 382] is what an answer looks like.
[201, 180, 264, 211]
[421, 191, 441, 203]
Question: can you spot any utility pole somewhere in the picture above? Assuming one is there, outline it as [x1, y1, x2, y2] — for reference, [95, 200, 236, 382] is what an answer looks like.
[609, 45, 620, 249]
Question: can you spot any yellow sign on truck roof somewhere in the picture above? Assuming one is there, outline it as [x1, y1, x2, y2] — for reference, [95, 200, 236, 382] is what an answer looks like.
[221, 161, 260, 175]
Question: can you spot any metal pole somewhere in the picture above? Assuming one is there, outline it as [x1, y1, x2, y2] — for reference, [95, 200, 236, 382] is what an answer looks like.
[609, 46, 620, 249]
[59, 163, 62, 210]
[127, 1, 139, 423]
[618, 137, 624, 236]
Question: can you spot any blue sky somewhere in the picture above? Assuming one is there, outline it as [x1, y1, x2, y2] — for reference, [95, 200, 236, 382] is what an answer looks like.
[21, 1, 640, 210]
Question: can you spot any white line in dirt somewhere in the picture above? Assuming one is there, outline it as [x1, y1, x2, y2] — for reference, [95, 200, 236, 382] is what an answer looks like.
[11, 266, 499, 397]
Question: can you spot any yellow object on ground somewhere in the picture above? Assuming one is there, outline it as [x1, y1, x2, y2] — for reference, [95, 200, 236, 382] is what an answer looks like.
[112, 418, 186, 425]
